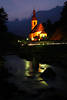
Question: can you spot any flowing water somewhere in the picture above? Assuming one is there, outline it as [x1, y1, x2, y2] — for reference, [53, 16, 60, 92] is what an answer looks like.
[4, 55, 48, 93]
[4, 55, 67, 99]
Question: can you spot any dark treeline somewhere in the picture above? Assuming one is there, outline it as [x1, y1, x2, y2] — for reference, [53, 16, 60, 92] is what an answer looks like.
[0, 8, 24, 55]
[0, 8, 20, 100]
[43, 1, 67, 41]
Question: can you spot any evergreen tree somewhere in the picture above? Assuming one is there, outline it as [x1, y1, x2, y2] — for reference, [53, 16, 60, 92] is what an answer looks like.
[46, 20, 53, 39]
[60, 1, 67, 40]
[0, 7, 8, 33]
[0, 7, 8, 54]
[61, 1, 67, 24]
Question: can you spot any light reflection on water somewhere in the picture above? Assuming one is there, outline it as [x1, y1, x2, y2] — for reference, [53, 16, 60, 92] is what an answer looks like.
[37, 77, 48, 86]
[23, 59, 49, 86]
[5, 55, 50, 92]
[39, 63, 51, 73]
[24, 59, 32, 76]
[24, 59, 51, 76]
[4, 55, 67, 97]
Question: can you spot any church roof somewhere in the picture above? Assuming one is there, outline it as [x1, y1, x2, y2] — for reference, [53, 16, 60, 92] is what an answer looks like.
[30, 23, 45, 33]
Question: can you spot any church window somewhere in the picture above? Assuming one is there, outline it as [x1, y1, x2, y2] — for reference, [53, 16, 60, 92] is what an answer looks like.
[34, 22, 36, 25]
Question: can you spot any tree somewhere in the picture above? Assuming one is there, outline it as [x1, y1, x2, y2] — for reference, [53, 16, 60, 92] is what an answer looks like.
[0, 7, 8, 33]
[60, 1, 67, 40]
[61, 1, 67, 24]
[46, 20, 53, 39]
[0, 7, 8, 54]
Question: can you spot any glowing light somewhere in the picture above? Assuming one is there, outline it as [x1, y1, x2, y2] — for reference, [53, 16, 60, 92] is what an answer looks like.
[43, 34, 45, 37]
[31, 38, 34, 41]
[45, 33, 47, 37]
[39, 39, 40, 41]
[40, 80, 48, 86]
[37, 77, 48, 86]
[18, 40, 21, 43]
[21, 44, 24, 46]
[26, 38, 29, 40]
[37, 31, 42, 34]
[40, 33, 47, 39]
[27, 42, 67, 46]
[28, 43, 40, 46]
[38, 64, 50, 73]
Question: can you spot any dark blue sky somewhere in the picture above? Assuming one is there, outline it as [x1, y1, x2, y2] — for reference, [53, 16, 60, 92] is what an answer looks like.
[0, 0, 66, 21]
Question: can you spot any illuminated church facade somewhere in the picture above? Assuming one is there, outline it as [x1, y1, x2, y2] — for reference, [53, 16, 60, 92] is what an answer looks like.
[29, 10, 47, 41]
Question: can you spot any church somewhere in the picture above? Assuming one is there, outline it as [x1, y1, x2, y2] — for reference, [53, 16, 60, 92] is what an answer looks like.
[29, 10, 47, 41]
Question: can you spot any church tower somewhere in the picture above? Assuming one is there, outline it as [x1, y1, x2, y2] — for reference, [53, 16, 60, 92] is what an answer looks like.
[31, 10, 37, 30]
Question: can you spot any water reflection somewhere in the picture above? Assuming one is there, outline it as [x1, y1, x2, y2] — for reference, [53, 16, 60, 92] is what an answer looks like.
[5, 55, 50, 92]
[24, 59, 51, 86]
[24, 59, 32, 76]
[4, 55, 67, 98]
[39, 64, 51, 73]
[24, 59, 51, 76]
[37, 77, 48, 86]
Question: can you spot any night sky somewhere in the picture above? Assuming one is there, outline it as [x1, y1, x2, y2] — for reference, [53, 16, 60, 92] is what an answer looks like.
[0, 0, 66, 21]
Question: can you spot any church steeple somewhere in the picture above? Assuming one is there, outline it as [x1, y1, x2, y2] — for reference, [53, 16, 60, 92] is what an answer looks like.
[31, 9, 37, 30]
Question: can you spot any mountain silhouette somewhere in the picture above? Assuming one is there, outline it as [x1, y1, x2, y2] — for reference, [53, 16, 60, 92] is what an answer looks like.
[36, 6, 63, 23]
[7, 19, 31, 37]
[7, 6, 63, 36]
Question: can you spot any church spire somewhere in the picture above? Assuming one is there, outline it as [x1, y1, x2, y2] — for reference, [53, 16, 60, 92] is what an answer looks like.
[32, 9, 37, 20]
[31, 9, 37, 30]
[33, 9, 36, 17]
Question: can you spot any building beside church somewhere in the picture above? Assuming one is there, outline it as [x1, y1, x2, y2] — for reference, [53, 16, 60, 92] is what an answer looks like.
[29, 10, 47, 41]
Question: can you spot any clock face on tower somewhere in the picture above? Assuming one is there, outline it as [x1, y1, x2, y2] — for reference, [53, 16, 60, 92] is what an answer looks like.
[31, 20, 37, 30]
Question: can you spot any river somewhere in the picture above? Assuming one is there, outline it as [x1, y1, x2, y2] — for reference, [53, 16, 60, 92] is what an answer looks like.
[4, 55, 67, 100]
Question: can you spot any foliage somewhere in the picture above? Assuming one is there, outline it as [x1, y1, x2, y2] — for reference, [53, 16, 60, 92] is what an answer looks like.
[0, 7, 8, 32]
[0, 7, 8, 53]
[61, 1, 67, 24]
[60, 1, 67, 40]
[47, 1, 67, 41]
